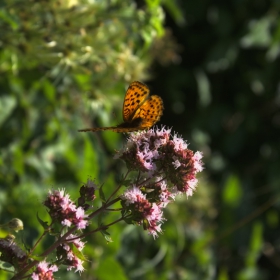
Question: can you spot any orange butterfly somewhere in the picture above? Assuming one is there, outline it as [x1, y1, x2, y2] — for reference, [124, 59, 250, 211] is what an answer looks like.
[78, 81, 164, 133]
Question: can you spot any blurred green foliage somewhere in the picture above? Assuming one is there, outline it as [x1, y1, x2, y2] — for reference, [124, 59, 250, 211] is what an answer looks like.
[0, 0, 280, 279]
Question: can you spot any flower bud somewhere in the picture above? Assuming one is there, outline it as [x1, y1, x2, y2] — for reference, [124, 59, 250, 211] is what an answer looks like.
[0, 218, 24, 233]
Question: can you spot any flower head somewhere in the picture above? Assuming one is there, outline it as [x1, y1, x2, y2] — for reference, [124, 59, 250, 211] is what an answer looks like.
[57, 242, 85, 274]
[0, 218, 24, 233]
[121, 186, 164, 238]
[116, 127, 203, 196]
[80, 179, 97, 202]
[66, 234, 86, 251]
[117, 127, 204, 238]
[0, 235, 26, 266]
[31, 260, 58, 280]
[44, 189, 88, 229]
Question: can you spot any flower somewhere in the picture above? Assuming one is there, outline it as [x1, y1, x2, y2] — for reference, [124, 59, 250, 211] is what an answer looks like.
[0, 235, 27, 266]
[66, 234, 86, 251]
[117, 127, 204, 238]
[121, 186, 164, 238]
[121, 186, 146, 205]
[44, 189, 89, 229]
[57, 242, 85, 274]
[80, 179, 97, 202]
[0, 218, 24, 232]
[145, 178, 173, 207]
[116, 127, 204, 196]
[31, 260, 58, 280]
[115, 127, 171, 173]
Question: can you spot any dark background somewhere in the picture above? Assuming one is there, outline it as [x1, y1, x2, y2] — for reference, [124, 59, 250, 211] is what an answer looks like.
[151, 1, 280, 279]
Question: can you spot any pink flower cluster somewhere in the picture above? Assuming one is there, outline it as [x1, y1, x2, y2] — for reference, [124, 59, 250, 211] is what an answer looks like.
[117, 127, 204, 237]
[121, 186, 165, 238]
[31, 260, 58, 280]
[56, 234, 85, 273]
[32, 234, 85, 280]
[36, 183, 94, 276]
[44, 189, 88, 230]
[0, 235, 26, 266]
[31, 234, 85, 279]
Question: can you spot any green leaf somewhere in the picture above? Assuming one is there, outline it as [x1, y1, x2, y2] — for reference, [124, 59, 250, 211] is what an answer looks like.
[42, 79, 55, 103]
[195, 69, 211, 107]
[99, 183, 106, 203]
[0, 95, 17, 126]
[98, 222, 112, 242]
[249, 222, 263, 256]
[222, 174, 242, 207]
[121, 179, 132, 188]
[97, 211, 112, 242]
[0, 9, 19, 30]
[69, 243, 87, 262]
[162, 0, 185, 25]
[101, 229, 113, 243]
[240, 16, 273, 48]
[0, 261, 15, 273]
[36, 213, 50, 230]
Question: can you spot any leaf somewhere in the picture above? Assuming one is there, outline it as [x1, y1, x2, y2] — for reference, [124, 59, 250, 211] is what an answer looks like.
[97, 213, 112, 242]
[121, 179, 132, 188]
[0, 261, 15, 273]
[100, 228, 113, 243]
[223, 174, 242, 207]
[0, 95, 17, 126]
[123, 214, 134, 225]
[162, 0, 185, 26]
[99, 183, 106, 203]
[36, 213, 50, 230]
[0, 9, 19, 30]
[42, 79, 55, 103]
[69, 243, 87, 262]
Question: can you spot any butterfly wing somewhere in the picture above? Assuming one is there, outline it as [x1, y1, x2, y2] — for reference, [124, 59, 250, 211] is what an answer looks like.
[131, 95, 164, 129]
[122, 81, 150, 122]
[78, 81, 163, 133]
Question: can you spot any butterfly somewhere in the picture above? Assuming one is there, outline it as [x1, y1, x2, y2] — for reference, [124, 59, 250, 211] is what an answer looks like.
[78, 81, 164, 133]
